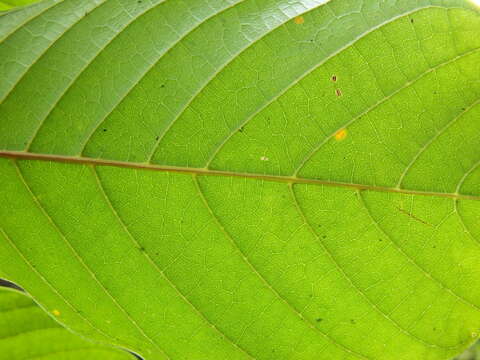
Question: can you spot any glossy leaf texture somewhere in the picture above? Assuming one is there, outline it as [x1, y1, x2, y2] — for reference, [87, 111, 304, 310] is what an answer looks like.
[0, 0, 479, 359]
[0, 285, 136, 359]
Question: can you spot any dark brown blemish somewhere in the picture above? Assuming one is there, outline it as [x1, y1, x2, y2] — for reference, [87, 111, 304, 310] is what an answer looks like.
[397, 207, 433, 227]
[335, 89, 342, 97]
[331, 75, 337, 82]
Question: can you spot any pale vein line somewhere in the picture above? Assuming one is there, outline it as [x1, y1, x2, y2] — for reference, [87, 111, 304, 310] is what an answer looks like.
[356, 191, 480, 313]
[11, 161, 171, 360]
[192, 175, 369, 360]
[288, 184, 460, 350]
[455, 158, 480, 195]
[455, 205, 480, 246]
[79, 0, 251, 156]
[91, 166, 256, 360]
[205, 5, 453, 169]
[0, 0, 60, 43]
[25, 0, 173, 151]
[146, 0, 336, 163]
[0, 0, 109, 105]
[397, 99, 480, 188]
[292, 47, 480, 177]
[454, 159, 480, 246]
[0, 227, 119, 348]
[1, 150, 479, 201]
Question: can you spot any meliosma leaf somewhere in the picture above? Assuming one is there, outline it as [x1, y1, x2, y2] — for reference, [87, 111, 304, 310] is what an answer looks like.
[0, 0, 479, 359]
[0, 285, 136, 359]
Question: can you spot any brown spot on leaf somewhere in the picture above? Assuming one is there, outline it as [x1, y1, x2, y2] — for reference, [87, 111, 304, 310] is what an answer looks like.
[397, 207, 433, 226]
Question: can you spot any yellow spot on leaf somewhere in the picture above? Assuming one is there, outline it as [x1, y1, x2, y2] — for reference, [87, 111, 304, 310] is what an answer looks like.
[294, 16, 304, 25]
[260, 156, 269, 161]
[334, 129, 347, 141]
[52, 309, 60, 316]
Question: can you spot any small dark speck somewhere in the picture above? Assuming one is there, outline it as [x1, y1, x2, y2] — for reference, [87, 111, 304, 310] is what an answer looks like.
[322, 235, 327, 239]
[331, 75, 337, 82]
[410, 18, 414, 23]
[160, 84, 165, 88]
[103, 128, 107, 132]
[335, 89, 342, 97]
[316, 318, 323, 322]
[139, 246, 145, 252]
[462, 108, 466, 111]
[350, 319, 356, 324]
[379, 238, 383, 242]
[239, 126, 244, 133]
[317, 224, 322, 227]
[137, 0, 142, 3]
[433, 91, 437, 95]
[155, 136, 159, 141]
[432, 245, 436, 249]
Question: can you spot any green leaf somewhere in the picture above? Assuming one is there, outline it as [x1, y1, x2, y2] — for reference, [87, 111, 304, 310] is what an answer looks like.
[0, 284, 137, 359]
[0, 0, 479, 359]
[0, 0, 46, 12]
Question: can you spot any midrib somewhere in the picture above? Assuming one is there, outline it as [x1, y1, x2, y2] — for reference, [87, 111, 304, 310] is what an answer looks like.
[0, 150, 478, 201]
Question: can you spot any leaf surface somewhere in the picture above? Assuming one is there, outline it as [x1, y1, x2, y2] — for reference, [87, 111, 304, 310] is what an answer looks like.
[0, 0, 46, 12]
[0, 0, 480, 359]
[0, 285, 136, 359]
